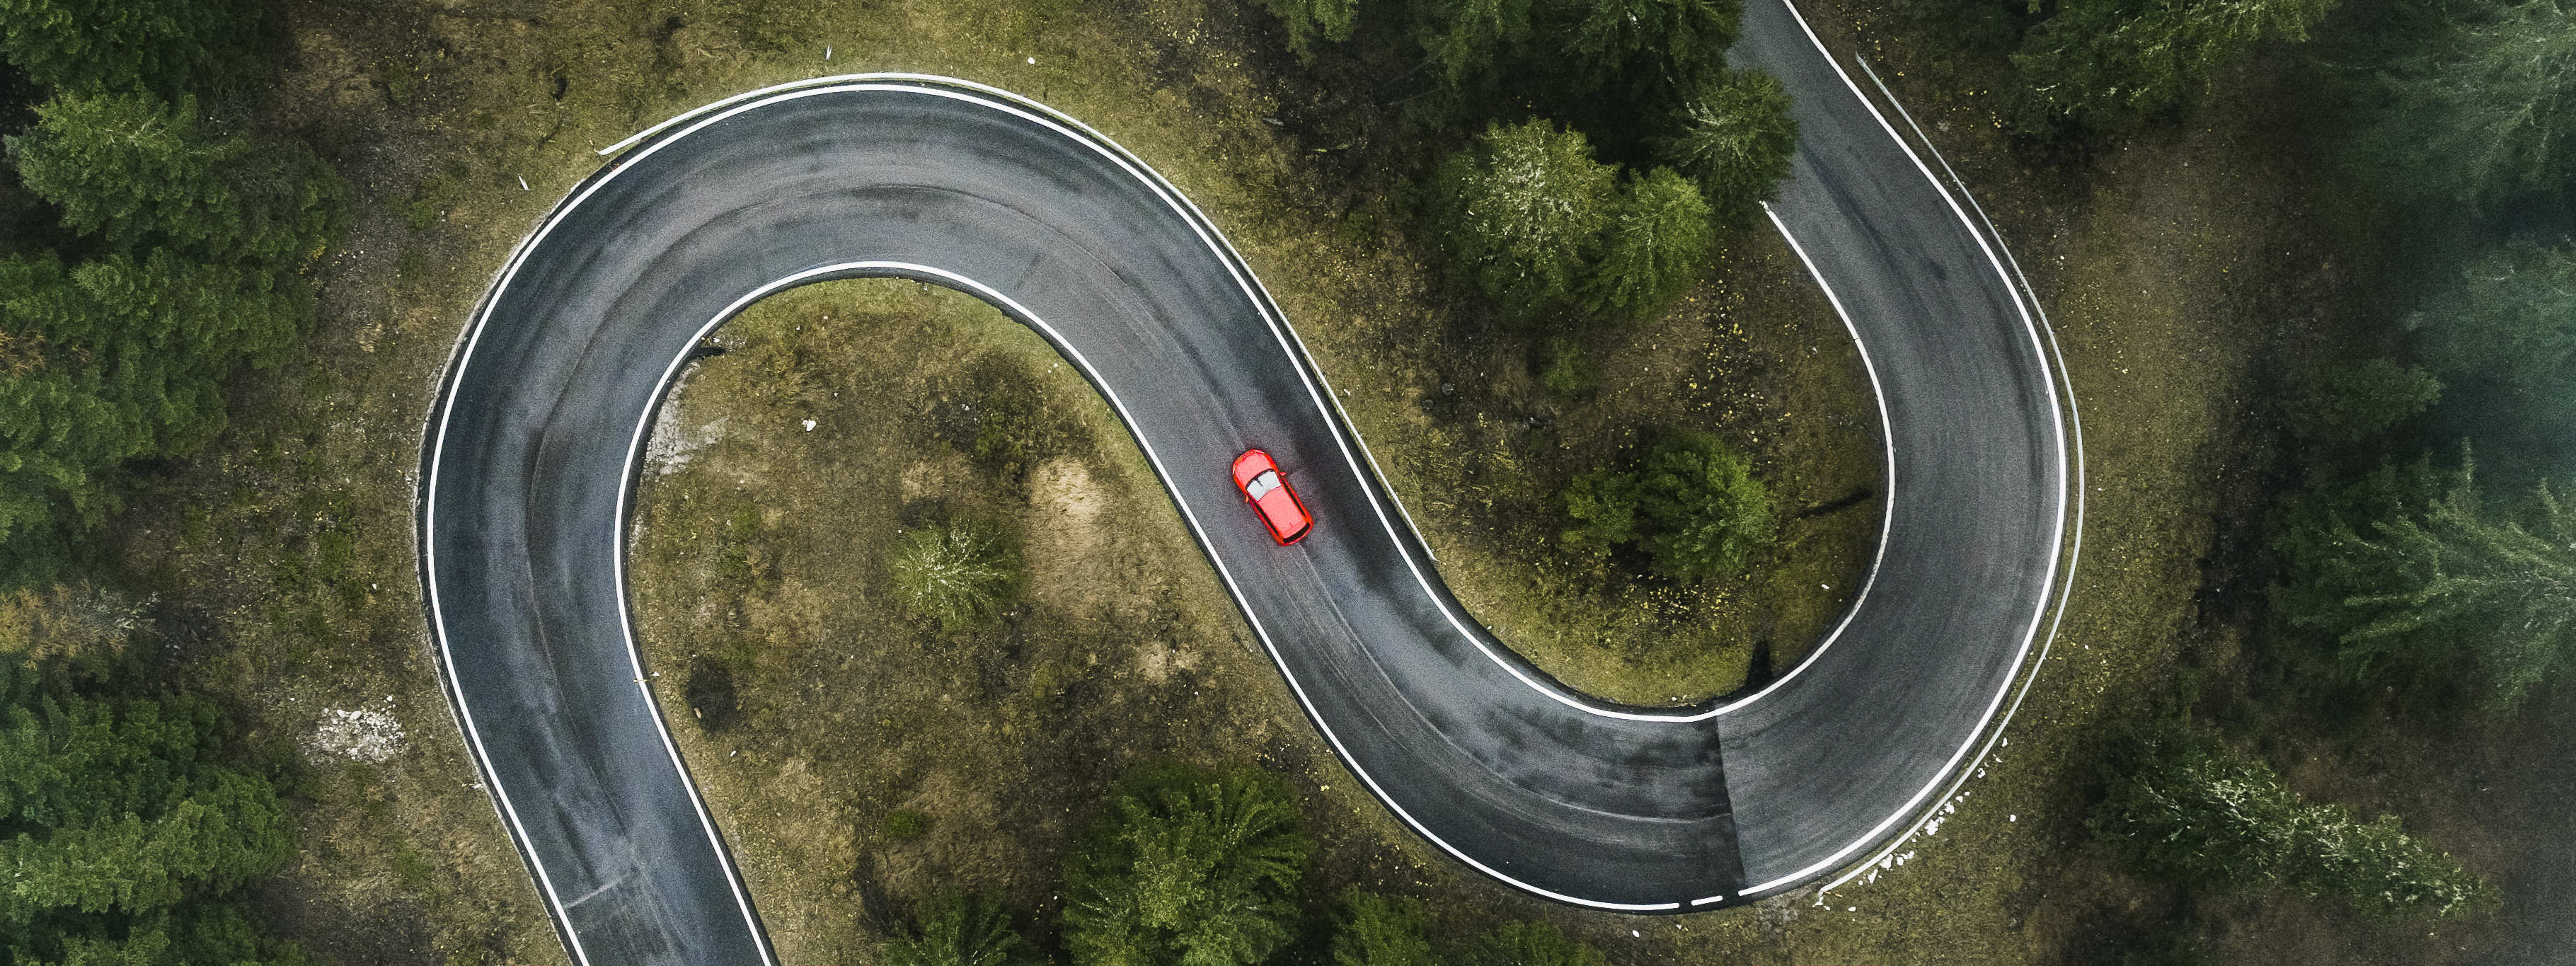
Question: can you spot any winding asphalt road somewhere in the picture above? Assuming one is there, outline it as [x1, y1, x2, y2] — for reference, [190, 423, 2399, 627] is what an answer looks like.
[418, 2, 2071, 962]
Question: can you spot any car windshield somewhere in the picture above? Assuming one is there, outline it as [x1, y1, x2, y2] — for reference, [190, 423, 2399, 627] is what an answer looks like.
[1246, 469, 1280, 500]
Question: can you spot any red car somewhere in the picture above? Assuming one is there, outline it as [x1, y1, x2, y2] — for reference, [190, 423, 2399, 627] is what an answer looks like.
[1231, 449, 1313, 545]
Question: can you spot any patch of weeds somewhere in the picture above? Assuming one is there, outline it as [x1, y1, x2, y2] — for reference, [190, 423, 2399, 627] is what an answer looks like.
[720, 504, 761, 585]
[1536, 333, 1598, 400]
[882, 809, 931, 839]
[402, 176, 458, 232]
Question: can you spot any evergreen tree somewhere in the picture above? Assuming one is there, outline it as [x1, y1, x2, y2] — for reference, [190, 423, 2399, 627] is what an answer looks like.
[0, 651, 303, 961]
[2333, 459, 2576, 710]
[1062, 761, 1312, 966]
[1560, 466, 1640, 554]
[1415, 0, 1542, 88]
[1561, 0, 1740, 107]
[2093, 725, 2492, 919]
[2011, 0, 2338, 132]
[2411, 234, 2576, 393]
[1431, 120, 1617, 325]
[6, 92, 348, 271]
[1633, 430, 1772, 580]
[1261, 0, 1362, 61]
[0, 0, 263, 96]
[2344, 0, 2576, 209]
[2287, 358, 2442, 445]
[1585, 166, 1715, 324]
[1652, 69, 1799, 230]
[1331, 890, 1438, 966]
[882, 890, 1027, 966]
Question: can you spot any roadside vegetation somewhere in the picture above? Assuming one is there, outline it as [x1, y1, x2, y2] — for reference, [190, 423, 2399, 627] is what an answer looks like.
[11, 0, 2564, 960]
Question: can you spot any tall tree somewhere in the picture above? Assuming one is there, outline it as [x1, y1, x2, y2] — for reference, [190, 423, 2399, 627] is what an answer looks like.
[1585, 166, 1715, 324]
[1432, 120, 1617, 325]
[0, 652, 300, 956]
[1562, 0, 1740, 106]
[1652, 69, 1799, 230]
[1062, 761, 1312, 966]
[2093, 725, 2492, 919]
[2012, 0, 2338, 132]
[1633, 430, 1773, 580]
[0, 0, 263, 96]
[2344, 0, 2576, 209]
[2336, 464, 2576, 710]
[2410, 234, 2576, 393]
[6, 92, 348, 272]
[1261, 0, 1362, 61]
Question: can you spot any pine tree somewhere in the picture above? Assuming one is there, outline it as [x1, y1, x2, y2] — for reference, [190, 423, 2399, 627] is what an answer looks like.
[1561, 0, 1740, 108]
[2336, 462, 2576, 710]
[2344, 0, 2576, 209]
[2411, 235, 2576, 393]
[0, 0, 264, 96]
[1652, 69, 1799, 230]
[1431, 120, 1617, 326]
[1063, 761, 1312, 966]
[1634, 430, 1772, 580]
[6, 91, 348, 271]
[1585, 167, 1715, 325]
[0, 652, 299, 948]
[2011, 0, 2338, 132]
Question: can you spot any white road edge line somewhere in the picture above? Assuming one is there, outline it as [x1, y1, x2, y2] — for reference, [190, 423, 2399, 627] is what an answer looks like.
[1728, 0, 2074, 899]
[543, 76, 1673, 913]
[1802, 55, 2093, 906]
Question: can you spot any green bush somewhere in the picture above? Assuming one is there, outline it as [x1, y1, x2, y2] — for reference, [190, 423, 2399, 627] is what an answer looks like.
[2093, 725, 2493, 919]
[1331, 890, 1438, 966]
[2289, 358, 2441, 444]
[882, 890, 1027, 966]
[1062, 761, 1311, 966]
[883, 810, 933, 839]
[1432, 119, 1618, 326]
[886, 517, 1021, 631]
[1652, 69, 1800, 229]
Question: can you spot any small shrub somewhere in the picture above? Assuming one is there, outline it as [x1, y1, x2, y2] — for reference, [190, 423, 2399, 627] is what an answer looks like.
[1332, 890, 1437, 966]
[882, 810, 932, 839]
[886, 517, 1020, 631]
[882, 890, 1025, 966]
